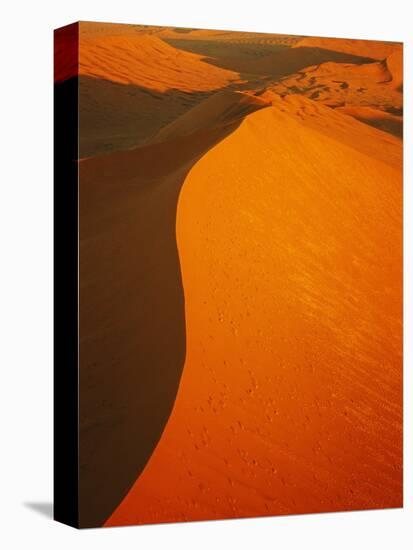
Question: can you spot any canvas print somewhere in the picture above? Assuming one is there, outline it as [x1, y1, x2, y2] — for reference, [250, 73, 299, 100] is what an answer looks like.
[54, 21, 403, 528]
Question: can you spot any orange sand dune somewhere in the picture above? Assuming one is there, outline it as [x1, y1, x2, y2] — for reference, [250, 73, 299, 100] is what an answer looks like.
[385, 49, 403, 91]
[267, 56, 402, 134]
[225, 45, 376, 79]
[295, 36, 400, 60]
[258, 93, 401, 167]
[78, 93, 269, 525]
[77, 28, 244, 156]
[79, 22, 299, 45]
[154, 90, 270, 143]
[158, 28, 300, 46]
[79, 32, 239, 93]
[336, 105, 402, 138]
[106, 99, 402, 526]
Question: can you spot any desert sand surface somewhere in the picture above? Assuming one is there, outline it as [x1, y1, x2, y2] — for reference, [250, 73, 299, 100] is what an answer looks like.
[294, 36, 399, 60]
[77, 27, 240, 156]
[59, 22, 403, 526]
[105, 98, 402, 526]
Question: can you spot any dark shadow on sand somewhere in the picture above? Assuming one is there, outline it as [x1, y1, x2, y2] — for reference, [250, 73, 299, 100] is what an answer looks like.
[79, 76, 239, 158]
[77, 112, 255, 528]
[163, 41, 376, 78]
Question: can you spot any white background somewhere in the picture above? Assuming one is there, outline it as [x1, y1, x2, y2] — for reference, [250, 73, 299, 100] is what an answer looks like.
[0, 0, 411, 547]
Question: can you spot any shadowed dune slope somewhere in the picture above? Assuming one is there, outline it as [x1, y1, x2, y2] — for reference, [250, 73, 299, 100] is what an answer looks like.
[385, 49, 403, 91]
[154, 90, 271, 143]
[79, 77, 222, 157]
[107, 101, 402, 526]
[77, 30, 244, 156]
[336, 105, 402, 138]
[220, 46, 375, 78]
[77, 96, 267, 527]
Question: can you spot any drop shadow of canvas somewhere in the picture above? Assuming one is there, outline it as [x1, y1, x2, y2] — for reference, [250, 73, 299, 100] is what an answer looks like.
[24, 502, 53, 520]
[76, 87, 251, 526]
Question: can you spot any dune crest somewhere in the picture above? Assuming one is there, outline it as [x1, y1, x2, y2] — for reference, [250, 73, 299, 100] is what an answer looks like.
[106, 101, 402, 526]
[154, 90, 271, 143]
[294, 36, 400, 60]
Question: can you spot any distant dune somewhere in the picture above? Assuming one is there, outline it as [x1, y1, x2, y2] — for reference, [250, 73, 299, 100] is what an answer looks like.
[79, 33, 238, 92]
[267, 45, 403, 135]
[105, 97, 402, 526]
[386, 49, 403, 91]
[294, 36, 400, 60]
[194, 44, 376, 78]
[75, 26, 403, 155]
[77, 31, 241, 156]
[337, 105, 403, 138]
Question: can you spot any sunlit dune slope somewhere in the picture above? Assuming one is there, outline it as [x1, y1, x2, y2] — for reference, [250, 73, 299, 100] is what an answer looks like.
[107, 99, 402, 526]
[79, 32, 238, 92]
[79, 22, 300, 46]
[294, 36, 400, 60]
[257, 93, 402, 164]
[257, 92, 401, 165]
[267, 49, 403, 135]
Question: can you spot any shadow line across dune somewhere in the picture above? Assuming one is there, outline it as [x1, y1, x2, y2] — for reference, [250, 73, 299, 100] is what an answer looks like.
[164, 43, 376, 79]
[77, 98, 268, 526]
[79, 76, 242, 157]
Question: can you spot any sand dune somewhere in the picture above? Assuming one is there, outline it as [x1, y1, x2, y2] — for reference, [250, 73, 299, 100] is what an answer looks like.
[258, 93, 402, 166]
[336, 105, 402, 138]
[79, 32, 238, 92]
[74, 25, 403, 156]
[77, 93, 268, 526]
[106, 100, 402, 526]
[77, 28, 243, 156]
[295, 36, 400, 60]
[267, 52, 402, 135]
[79, 22, 300, 45]
[154, 90, 270, 143]
[79, 76, 222, 157]
[386, 49, 403, 91]
[66, 23, 403, 527]
[196, 45, 375, 78]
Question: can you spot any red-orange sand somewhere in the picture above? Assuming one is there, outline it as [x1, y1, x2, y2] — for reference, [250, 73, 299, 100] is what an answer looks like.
[68, 23, 402, 526]
[106, 97, 402, 525]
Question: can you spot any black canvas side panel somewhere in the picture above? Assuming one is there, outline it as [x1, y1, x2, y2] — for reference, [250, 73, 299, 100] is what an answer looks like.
[53, 22, 79, 529]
